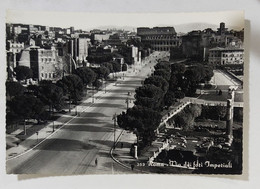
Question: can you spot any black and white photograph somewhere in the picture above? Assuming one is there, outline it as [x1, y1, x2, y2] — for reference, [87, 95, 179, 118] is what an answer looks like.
[5, 10, 245, 175]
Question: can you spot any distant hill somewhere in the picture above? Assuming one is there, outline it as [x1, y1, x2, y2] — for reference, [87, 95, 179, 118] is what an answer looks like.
[174, 23, 243, 33]
[93, 22, 243, 34]
[174, 23, 219, 33]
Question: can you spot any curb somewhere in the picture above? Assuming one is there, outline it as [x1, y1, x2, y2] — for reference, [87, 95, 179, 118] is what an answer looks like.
[109, 129, 149, 174]
[6, 80, 118, 161]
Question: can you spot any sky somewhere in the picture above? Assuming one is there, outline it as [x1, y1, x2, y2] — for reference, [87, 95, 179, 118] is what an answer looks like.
[6, 10, 244, 32]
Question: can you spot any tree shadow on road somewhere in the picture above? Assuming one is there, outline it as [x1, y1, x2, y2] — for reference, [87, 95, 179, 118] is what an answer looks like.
[63, 124, 113, 133]
[91, 102, 125, 108]
[101, 96, 135, 101]
[35, 138, 97, 151]
[89, 140, 133, 149]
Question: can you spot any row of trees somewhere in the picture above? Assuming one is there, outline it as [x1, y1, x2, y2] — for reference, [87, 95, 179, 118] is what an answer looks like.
[6, 60, 128, 133]
[117, 60, 214, 147]
[117, 61, 173, 146]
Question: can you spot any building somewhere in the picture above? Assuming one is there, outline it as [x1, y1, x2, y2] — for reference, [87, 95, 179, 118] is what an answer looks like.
[104, 33, 124, 47]
[29, 46, 63, 81]
[182, 30, 202, 60]
[131, 46, 141, 65]
[6, 40, 24, 54]
[208, 47, 244, 65]
[12, 24, 30, 35]
[137, 27, 181, 51]
[181, 23, 244, 61]
[68, 34, 91, 67]
[6, 40, 25, 76]
[94, 33, 111, 43]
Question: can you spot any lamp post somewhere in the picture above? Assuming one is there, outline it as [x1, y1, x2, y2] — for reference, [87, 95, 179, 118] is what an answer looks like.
[92, 85, 95, 103]
[112, 113, 117, 149]
[52, 110, 55, 132]
[36, 131, 39, 143]
[125, 98, 130, 110]
[104, 80, 106, 93]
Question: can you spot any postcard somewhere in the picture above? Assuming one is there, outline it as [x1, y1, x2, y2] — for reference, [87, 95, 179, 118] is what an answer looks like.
[5, 10, 244, 175]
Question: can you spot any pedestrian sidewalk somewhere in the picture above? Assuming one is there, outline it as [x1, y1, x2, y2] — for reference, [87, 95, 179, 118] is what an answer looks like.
[6, 65, 140, 161]
[6, 74, 126, 160]
[6, 53, 157, 161]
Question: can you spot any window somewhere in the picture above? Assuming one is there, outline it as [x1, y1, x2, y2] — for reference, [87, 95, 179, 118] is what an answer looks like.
[49, 73, 52, 78]
[41, 73, 44, 78]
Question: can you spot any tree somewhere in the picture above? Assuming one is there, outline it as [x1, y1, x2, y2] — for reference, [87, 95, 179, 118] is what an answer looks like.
[203, 66, 214, 82]
[118, 46, 132, 65]
[164, 91, 175, 108]
[92, 67, 110, 80]
[174, 90, 185, 100]
[171, 63, 186, 75]
[154, 61, 171, 71]
[14, 66, 33, 81]
[154, 69, 171, 81]
[111, 61, 121, 73]
[135, 84, 164, 110]
[37, 81, 65, 111]
[6, 81, 25, 100]
[93, 79, 102, 90]
[122, 63, 127, 71]
[117, 106, 162, 146]
[56, 74, 83, 104]
[168, 74, 178, 92]
[74, 67, 96, 86]
[144, 75, 169, 92]
[102, 62, 114, 73]
[184, 68, 202, 83]
[9, 95, 46, 134]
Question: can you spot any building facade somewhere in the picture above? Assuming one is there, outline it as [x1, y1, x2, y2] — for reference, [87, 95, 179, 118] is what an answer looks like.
[208, 47, 244, 65]
[29, 46, 63, 81]
[137, 27, 181, 51]
[181, 22, 244, 61]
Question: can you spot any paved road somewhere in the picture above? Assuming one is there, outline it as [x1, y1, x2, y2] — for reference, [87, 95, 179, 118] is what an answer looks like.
[6, 51, 168, 174]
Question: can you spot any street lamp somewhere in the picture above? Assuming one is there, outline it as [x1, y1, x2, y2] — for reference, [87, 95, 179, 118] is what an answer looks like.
[92, 85, 95, 103]
[36, 131, 39, 143]
[52, 111, 55, 132]
[104, 80, 106, 93]
[112, 113, 117, 149]
[125, 97, 131, 110]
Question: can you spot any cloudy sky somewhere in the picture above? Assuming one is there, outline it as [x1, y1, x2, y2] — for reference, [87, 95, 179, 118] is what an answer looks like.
[6, 10, 244, 32]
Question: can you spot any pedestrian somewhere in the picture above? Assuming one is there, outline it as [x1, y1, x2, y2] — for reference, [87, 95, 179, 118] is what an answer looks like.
[121, 142, 124, 148]
[131, 164, 134, 171]
[95, 158, 98, 166]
